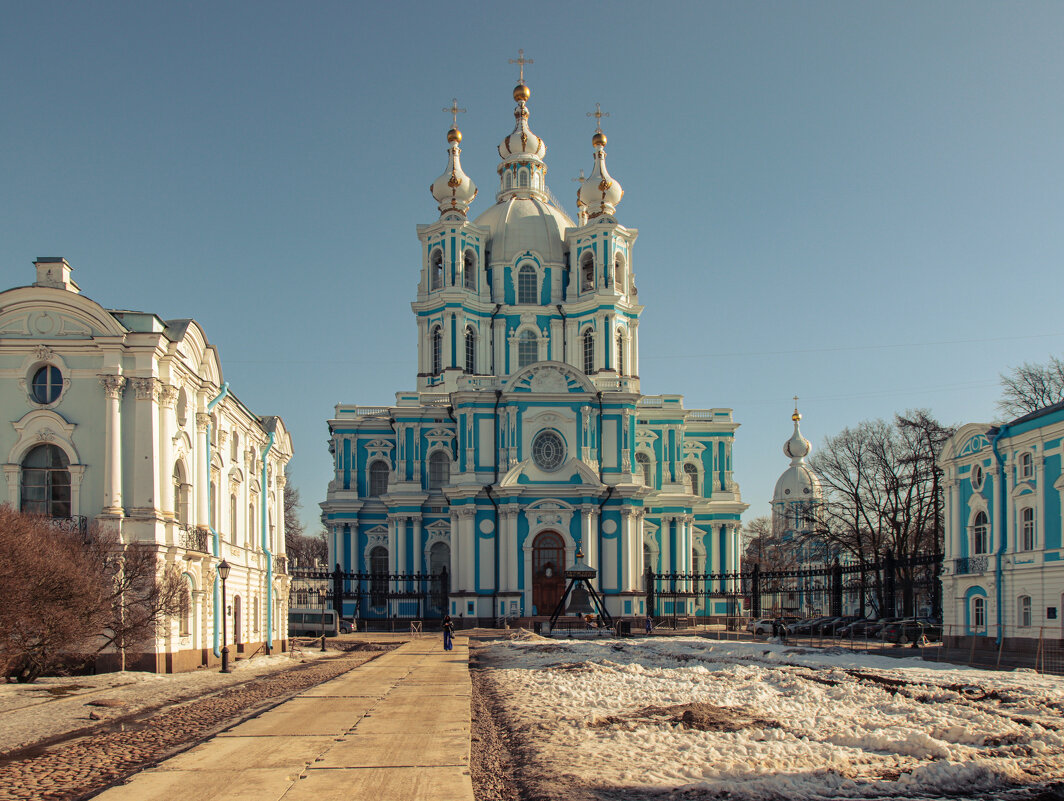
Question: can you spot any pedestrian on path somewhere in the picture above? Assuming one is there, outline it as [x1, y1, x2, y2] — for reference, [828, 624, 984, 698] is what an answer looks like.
[442, 614, 455, 651]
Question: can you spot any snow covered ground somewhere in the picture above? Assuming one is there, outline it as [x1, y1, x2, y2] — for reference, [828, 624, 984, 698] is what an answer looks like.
[479, 635, 1064, 800]
[0, 648, 331, 755]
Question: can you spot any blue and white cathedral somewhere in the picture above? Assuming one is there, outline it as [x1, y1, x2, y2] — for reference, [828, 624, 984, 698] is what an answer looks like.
[321, 75, 747, 623]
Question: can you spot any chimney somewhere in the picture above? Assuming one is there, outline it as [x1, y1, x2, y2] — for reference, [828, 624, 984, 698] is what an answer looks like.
[33, 258, 81, 293]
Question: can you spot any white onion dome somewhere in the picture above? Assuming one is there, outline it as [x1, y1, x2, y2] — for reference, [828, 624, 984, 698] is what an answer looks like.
[578, 130, 624, 220]
[430, 126, 478, 217]
[773, 408, 822, 503]
[496, 83, 549, 203]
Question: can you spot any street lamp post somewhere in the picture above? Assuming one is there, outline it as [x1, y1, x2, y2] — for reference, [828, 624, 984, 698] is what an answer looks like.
[319, 588, 327, 652]
[219, 559, 231, 673]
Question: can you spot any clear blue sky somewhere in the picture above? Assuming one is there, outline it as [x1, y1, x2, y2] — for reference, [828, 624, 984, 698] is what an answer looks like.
[3, 2, 1063, 534]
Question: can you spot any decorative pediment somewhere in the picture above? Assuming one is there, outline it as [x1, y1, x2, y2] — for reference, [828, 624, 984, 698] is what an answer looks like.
[9, 409, 80, 464]
[683, 441, 706, 455]
[959, 434, 989, 457]
[505, 361, 596, 395]
[499, 457, 602, 488]
[1011, 482, 1036, 499]
[635, 429, 659, 444]
[424, 427, 455, 442]
[365, 439, 394, 461]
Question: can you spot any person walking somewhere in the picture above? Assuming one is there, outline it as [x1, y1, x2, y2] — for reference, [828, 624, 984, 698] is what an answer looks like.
[442, 614, 455, 651]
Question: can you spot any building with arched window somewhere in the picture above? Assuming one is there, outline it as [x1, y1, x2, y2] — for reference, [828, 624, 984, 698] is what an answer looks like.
[322, 77, 746, 624]
[0, 259, 294, 672]
[940, 403, 1064, 666]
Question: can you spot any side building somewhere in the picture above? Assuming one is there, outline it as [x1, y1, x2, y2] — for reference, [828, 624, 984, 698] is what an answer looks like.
[321, 79, 747, 625]
[0, 259, 293, 672]
[941, 402, 1064, 664]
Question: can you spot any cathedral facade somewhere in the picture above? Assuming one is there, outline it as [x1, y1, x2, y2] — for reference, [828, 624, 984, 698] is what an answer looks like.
[321, 79, 746, 623]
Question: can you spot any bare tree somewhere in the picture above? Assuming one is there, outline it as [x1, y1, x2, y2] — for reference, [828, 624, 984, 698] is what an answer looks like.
[743, 515, 798, 572]
[284, 473, 327, 568]
[998, 357, 1064, 417]
[0, 508, 111, 681]
[0, 507, 185, 681]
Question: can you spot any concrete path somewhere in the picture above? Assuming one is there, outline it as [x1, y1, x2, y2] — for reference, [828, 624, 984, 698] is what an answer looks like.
[95, 636, 474, 801]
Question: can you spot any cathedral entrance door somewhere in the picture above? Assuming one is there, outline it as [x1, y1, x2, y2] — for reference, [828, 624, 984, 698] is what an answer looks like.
[532, 531, 565, 616]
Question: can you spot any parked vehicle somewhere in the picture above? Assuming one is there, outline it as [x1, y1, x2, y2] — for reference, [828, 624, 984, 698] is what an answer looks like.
[820, 615, 861, 636]
[837, 618, 888, 637]
[790, 616, 831, 635]
[879, 618, 942, 644]
[749, 618, 778, 635]
[288, 609, 339, 637]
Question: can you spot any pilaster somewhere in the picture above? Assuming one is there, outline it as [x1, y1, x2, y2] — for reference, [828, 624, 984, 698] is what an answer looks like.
[99, 375, 127, 516]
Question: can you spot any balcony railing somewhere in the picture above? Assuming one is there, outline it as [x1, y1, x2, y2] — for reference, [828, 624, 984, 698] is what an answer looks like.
[955, 555, 990, 575]
[178, 524, 210, 553]
[48, 516, 88, 535]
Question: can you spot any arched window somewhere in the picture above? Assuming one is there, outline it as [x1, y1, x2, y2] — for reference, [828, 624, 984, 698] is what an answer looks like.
[430, 250, 444, 289]
[431, 327, 442, 376]
[174, 463, 190, 525]
[464, 251, 476, 290]
[972, 596, 986, 631]
[31, 365, 63, 404]
[616, 331, 625, 376]
[581, 253, 594, 291]
[684, 463, 699, 496]
[973, 511, 989, 555]
[518, 330, 538, 369]
[517, 264, 537, 304]
[465, 327, 476, 374]
[1019, 595, 1032, 627]
[369, 461, 390, 497]
[1021, 508, 1035, 551]
[643, 543, 653, 574]
[209, 480, 217, 529]
[583, 329, 595, 374]
[428, 451, 450, 490]
[636, 452, 652, 487]
[505, 172, 512, 189]
[519, 169, 529, 188]
[231, 431, 239, 462]
[179, 577, 193, 637]
[229, 493, 237, 544]
[614, 255, 626, 292]
[370, 546, 388, 606]
[22, 444, 70, 517]
[248, 501, 256, 547]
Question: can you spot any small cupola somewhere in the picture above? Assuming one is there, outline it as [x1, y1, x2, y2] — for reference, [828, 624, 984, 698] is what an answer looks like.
[496, 51, 550, 203]
[578, 105, 623, 221]
[430, 99, 478, 218]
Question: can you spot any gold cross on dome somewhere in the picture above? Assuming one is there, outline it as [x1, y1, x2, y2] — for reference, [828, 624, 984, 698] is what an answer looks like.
[443, 98, 466, 127]
[509, 48, 533, 84]
[587, 102, 609, 132]
[793, 395, 800, 408]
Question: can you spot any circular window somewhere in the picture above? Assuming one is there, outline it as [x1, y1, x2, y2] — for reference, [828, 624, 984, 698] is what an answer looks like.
[971, 464, 984, 491]
[532, 430, 565, 472]
[31, 365, 62, 404]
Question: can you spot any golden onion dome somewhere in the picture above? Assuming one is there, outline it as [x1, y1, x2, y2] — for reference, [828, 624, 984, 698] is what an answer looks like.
[447, 127, 462, 143]
[592, 131, 607, 147]
[513, 83, 531, 102]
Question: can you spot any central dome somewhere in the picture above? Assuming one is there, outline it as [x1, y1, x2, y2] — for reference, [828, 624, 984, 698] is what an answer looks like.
[473, 195, 573, 266]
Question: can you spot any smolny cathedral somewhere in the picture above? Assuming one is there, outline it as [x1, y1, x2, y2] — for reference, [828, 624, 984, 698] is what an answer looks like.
[321, 71, 748, 624]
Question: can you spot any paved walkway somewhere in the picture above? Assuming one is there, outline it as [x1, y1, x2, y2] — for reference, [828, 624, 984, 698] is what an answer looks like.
[95, 636, 473, 801]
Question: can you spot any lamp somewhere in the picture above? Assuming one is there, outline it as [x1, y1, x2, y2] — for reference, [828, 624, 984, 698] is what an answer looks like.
[219, 559, 231, 673]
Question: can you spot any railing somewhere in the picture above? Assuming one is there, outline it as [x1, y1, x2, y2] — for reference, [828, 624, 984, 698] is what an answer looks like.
[593, 376, 639, 392]
[178, 524, 209, 553]
[954, 556, 990, 575]
[354, 406, 389, 416]
[48, 515, 88, 535]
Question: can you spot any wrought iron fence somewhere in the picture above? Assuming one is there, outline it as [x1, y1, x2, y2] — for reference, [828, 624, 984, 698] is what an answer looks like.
[647, 552, 943, 625]
[289, 565, 450, 622]
[47, 515, 88, 535]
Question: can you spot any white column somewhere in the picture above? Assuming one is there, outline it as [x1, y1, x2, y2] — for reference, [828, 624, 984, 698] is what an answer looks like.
[158, 384, 178, 519]
[503, 510, 518, 591]
[631, 320, 640, 376]
[195, 411, 210, 526]
[660, 515, 671, 574]
[397, 515, 408, 576]
[129, 377, 161, 516]
[620, 508, 633, 592]
[412, 517, 423, 572]
[388, 515, 398, 574]
[635, 512, 645, 580]
[99, 375, 126, 515]
[460, 509, 477, 591]
[449, 511, 461, 591]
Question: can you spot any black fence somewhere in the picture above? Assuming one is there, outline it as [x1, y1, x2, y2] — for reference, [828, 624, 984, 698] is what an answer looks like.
[290, 565, 450, 622]
[647, 552, 943, 624]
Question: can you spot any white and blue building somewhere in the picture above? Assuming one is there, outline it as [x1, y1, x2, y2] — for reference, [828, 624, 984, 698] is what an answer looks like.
[941, 403, 1064, 657]
[320, 79, 747, 624]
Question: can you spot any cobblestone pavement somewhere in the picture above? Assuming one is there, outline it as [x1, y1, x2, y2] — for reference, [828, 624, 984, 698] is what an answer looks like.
[0, 651, 382, 801]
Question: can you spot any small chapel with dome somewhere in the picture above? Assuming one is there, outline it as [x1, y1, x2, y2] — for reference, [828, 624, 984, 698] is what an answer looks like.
[771, 404, 834, 567]
[321, 67, 747, 623]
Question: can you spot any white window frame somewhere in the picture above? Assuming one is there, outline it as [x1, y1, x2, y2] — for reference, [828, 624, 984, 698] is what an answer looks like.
[1020, 506, 1035, 551]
